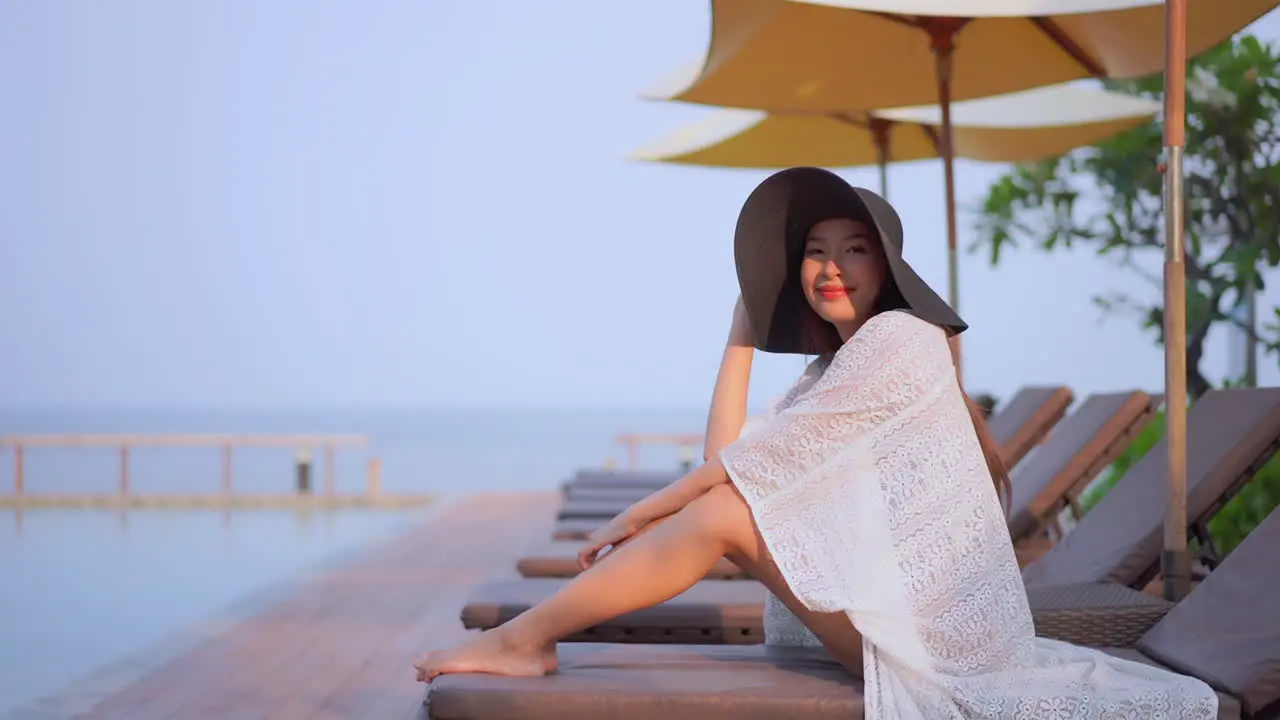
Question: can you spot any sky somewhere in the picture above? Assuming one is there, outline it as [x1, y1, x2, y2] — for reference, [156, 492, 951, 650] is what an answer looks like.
[1, 1, 1278, 411]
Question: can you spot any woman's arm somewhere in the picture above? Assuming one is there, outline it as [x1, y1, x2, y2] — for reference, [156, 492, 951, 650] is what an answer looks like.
[703, 298, 755, 461]
[620, 456, 730, 529]
[578, 457, 731, 567]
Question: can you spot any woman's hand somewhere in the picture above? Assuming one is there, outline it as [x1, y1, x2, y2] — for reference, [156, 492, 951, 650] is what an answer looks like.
[577, 510, 643, 570]
[728, 295, 754, 347]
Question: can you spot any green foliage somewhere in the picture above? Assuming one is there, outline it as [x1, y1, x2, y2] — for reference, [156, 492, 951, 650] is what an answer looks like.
[1210, 457, 1280, 555]
[974, 35, 1280, 396]
[1080, 409, 1280, 556]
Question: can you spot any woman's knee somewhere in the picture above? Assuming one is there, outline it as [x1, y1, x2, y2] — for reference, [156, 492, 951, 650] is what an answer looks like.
[682, 483, 755, 550]
[695, 482, 748, 514]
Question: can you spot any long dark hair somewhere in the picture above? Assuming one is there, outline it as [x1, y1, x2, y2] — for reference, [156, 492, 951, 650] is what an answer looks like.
[799, 285, 1012, 513]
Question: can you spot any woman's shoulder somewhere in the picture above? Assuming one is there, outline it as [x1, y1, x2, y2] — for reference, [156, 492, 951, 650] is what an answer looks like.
[841, 310, 946, 353]
[819, 311, 952, 381]
[817, 311, 953, 392]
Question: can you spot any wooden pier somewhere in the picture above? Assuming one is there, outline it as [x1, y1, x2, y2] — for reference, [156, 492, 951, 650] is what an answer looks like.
[4, 491, 560, 719]
[0, 433, 431, 510]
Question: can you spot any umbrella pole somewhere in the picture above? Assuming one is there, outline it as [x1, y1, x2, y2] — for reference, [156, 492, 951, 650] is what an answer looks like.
[931, 30, 962, 377]
[871, 118, 892, 199]
[1162, 0, 1191, 602]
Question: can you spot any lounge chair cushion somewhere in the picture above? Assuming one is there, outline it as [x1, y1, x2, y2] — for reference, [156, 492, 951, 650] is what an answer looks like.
[425, 644, 861, 720]
[1006, 392, 1153, 540]
[1136, 507, 1280, 717]
[986, 385, 1073, 468]
[423, 644, 1241, 720]
[556, 499, 628, 521]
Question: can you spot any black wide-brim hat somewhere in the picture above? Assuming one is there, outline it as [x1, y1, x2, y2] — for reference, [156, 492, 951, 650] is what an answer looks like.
[734, 166, 967, 355]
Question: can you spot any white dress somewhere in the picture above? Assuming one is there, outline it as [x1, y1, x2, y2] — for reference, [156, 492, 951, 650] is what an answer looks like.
[718, 310, 1218, 719]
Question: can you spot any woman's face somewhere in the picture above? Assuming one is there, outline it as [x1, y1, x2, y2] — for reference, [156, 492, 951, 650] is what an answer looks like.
[800, 217, 888, 339]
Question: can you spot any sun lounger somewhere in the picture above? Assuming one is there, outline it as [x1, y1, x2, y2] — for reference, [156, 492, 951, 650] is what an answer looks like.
[425, 644, 862, 719]
[462, 388, 1280, 643]
[1021, 387, 1280, 589]
[553, 385, 1076, 530]
[1122, 503, 1280, 718]
[425, 644, 1244, 720]
[428, 504, 1280, 719]
[527, 392, 1153, 578]
[1007, 391, 1158, 563]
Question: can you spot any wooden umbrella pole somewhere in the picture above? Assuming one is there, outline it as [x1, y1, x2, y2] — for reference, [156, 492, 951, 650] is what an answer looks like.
[1162, 0, 1191, 602]
[870, 117, 892, 200]
[930, 22, 964, 378]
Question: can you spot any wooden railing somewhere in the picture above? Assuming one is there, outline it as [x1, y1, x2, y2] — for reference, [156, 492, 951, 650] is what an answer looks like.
[0, 433, 419, 509]
[614, 432, 704, 469]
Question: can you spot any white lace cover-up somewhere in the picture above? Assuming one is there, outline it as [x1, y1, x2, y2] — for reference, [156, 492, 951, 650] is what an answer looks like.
[719, 310, 1218, 719]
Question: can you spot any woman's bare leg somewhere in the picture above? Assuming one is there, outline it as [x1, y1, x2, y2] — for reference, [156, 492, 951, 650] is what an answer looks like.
[414, 483, 862, 681]
[612, 501, 863, 672]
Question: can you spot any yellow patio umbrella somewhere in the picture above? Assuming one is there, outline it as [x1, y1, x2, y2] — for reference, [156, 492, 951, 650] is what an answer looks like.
[632, 82, 1160, 199]
[646, 0, 1277, 372]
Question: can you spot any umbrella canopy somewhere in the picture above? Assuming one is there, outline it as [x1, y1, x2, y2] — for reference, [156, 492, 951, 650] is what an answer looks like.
[632, 83, 1160, 179]
[647, 0, 1275, 113]
[644, 0, 1275, 383]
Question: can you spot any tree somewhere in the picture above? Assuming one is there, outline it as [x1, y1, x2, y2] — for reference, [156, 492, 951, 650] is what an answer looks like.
[974, 35, 1280, 397]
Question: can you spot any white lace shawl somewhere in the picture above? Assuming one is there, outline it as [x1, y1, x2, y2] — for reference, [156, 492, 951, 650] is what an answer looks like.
[719, 310, 1218, 719]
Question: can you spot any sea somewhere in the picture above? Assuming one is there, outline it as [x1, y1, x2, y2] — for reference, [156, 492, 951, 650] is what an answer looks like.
[0, 407, 705, 715]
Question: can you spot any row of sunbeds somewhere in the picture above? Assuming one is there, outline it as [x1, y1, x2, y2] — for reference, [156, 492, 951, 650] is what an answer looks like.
[422, 386, 1280, 719]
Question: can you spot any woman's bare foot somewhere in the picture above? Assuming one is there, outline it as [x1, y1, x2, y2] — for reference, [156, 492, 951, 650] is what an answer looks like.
[413, 627, 558, 683]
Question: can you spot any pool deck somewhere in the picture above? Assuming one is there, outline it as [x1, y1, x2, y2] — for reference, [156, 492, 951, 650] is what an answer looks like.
[7, 491, 560, 720]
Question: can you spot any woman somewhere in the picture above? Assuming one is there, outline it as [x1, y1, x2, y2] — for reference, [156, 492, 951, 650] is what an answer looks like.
[415, 167, 1217, 717]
